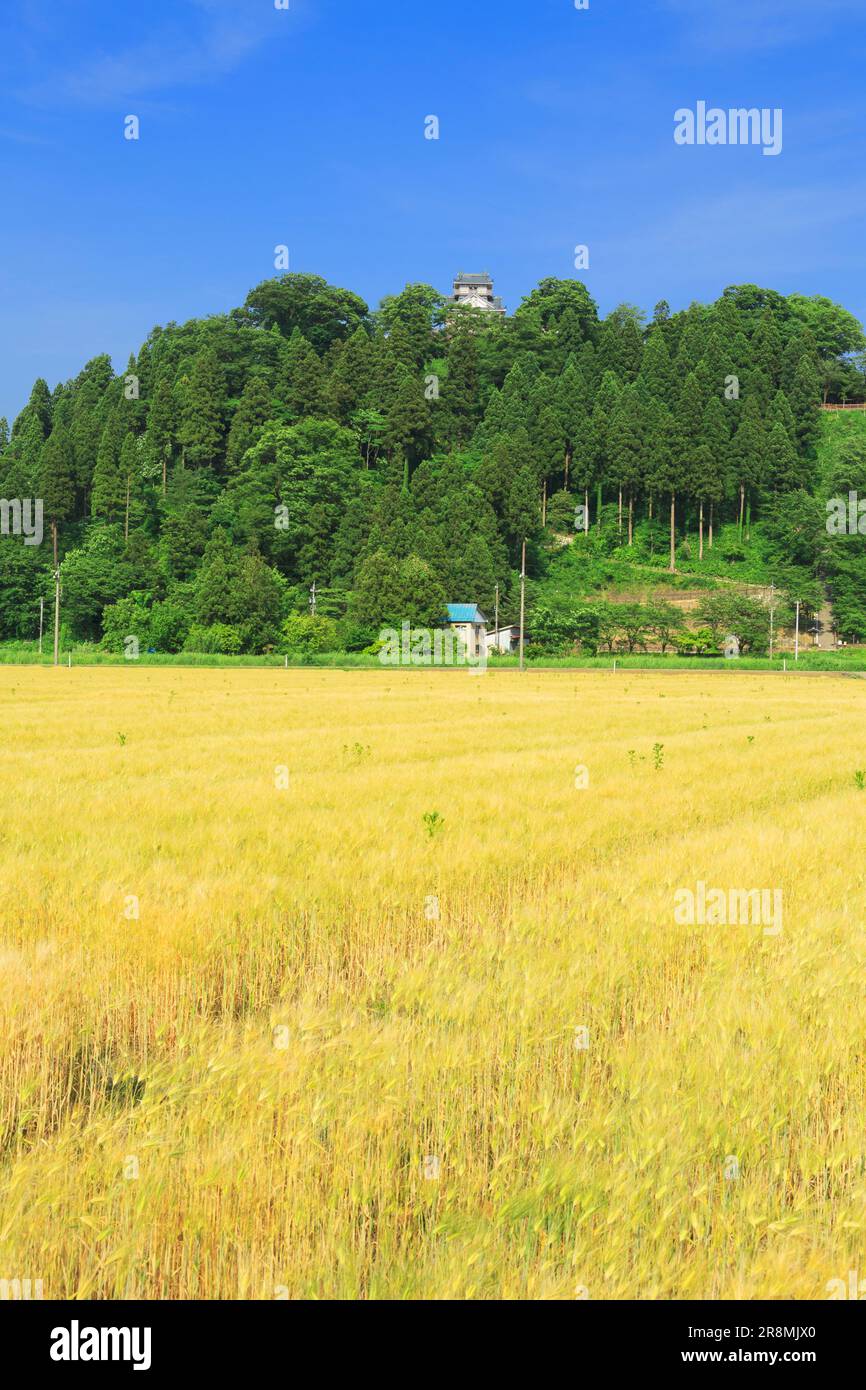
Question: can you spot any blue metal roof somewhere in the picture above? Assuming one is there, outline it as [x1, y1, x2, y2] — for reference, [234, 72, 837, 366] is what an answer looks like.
[446, 603, 487, 624]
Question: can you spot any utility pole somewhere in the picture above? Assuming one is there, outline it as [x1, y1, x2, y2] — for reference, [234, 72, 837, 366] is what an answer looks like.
[39, 597, 44, 657]
[53, 567, 61, 668]
[795, 599, 800, 662]
[309, 581, 317, 617]
[768, 583, 776, 661]
[494, 583, 499, 649]
[518, 540, 526, 672]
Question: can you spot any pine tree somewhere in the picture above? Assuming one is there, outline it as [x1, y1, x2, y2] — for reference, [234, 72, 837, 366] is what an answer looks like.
[764, 421, 801, 494]
[377, 283, 443, 367]
[133, 341, 154, 410]
[476, 386, 506, 447]
[555, 306, 588, 366]
[779, 326, 817, 393]
[477, 432, 525, 518]
[554, 360, 589, 490]
[668, 374, 704, 569]
[698, 330, 734, 399]
[384, 368, 432, 473]
[193, 528, 239, 624]
[91, 408, 128, 520]
[711, 293, 740, 348]
[441, 327, 480, 445]
[752, 308, 784, 391]
[743, 364, 773, 415]
[22, 379, 53, 438]
[505, 465, 541, 560]
[639, 328, 677, 401]
[72, 378, 110, 512]
[608, 386, 646, 543]
[589, 403, 611, 526]
[145, 376, 177, 494]
[321, 340, 352, 421]
[498, 361, 534, 435]
[644, 402, 677, 569]
[226, 376, 271, 474]
[8, 380, 53, 493]
[123, 352, 147, 432]
[536, 404, 566, 500]
[37, 424, 75, 565]
[788, 355, 822, 455]
[571, 411, 598, 532]
[730, 331, 751, 378]
[767, 389, 797, 447]
[577, 340, 598, 395]
[119, 433, 145, 541]
[698, 397, 729, 549]
[280, 330, 326, 419]
[596, 313, 643, 381]
[178, 347, 227, 468]
[673, 313, 708, 379]
[596, 370, 623, 417]
[451, 533, 498, 613]
[382, 323, 418, 374]
[728, 399, 765, 537]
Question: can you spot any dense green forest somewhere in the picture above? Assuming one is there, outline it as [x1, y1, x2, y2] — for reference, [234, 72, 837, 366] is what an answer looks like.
[2, 272, 866, 657]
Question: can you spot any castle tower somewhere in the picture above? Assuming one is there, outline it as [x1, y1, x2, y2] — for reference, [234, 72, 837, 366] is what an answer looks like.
[451, 272, 505, 315]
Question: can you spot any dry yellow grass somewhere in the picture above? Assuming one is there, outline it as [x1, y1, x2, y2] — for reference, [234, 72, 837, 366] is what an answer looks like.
[1, 665, 865, 1300]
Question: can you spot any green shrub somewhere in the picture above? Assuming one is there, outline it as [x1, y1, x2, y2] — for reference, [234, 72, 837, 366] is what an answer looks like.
[101, 592, 152, 653]
[149, 600, 190, 653]
[674, 626, 717, 657]
[282, 612, 340, 655]
[183, 623, 244, 655]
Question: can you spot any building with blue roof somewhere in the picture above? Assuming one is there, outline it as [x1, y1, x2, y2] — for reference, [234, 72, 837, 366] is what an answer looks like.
[446, 603, 487, 662]
[444, 604, 522, 659]
[446, 603, 486, 624]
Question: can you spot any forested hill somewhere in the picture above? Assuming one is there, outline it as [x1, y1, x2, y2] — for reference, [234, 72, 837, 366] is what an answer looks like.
[2, 273, 866, 657]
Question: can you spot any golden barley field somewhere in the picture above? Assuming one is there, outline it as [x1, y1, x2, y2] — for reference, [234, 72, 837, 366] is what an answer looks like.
[0, 664, 865, 1300]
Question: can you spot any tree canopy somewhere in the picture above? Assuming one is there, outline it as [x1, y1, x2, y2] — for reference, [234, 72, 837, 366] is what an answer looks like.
[1, 271, 863, 652]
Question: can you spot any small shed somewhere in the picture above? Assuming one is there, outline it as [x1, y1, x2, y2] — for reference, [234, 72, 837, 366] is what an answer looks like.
[486, 624, 521, 655]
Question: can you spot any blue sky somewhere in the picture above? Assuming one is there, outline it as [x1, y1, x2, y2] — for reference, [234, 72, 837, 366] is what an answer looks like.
[1, 0, 865, 420]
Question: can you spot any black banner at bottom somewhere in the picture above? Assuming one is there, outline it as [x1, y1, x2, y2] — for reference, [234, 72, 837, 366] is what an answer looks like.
[0, 1298, 859, 1375]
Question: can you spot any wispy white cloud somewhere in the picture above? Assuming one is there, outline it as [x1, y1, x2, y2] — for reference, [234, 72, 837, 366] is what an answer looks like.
[662, 0, 864, 52]
[0, 125, 57, 146]
[19, 0, 294, 107]
[605, 180, 866, 283]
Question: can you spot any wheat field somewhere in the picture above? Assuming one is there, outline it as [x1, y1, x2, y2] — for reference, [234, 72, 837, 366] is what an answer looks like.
[0, 665, 864, 1300]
